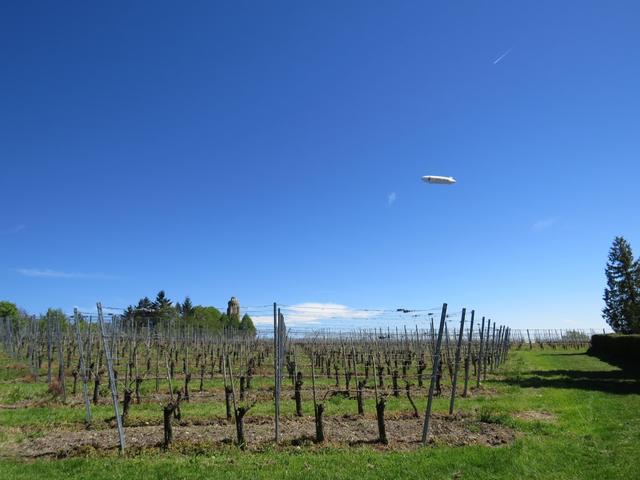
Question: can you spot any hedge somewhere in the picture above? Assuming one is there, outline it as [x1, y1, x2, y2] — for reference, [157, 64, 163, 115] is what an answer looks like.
[588, 334, 640, 363]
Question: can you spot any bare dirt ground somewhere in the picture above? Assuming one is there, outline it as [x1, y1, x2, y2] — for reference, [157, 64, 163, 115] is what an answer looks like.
[1, 413, 515, 458]
[512, 410, 556, 422]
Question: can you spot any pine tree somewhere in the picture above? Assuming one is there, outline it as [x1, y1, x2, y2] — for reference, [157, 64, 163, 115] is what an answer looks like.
[181, 296, 194, 320]
[133, 297, 155, 327]
[154, 291, 176, 328]
[602, 236, 640, 333]
[137, 296, 154, 312]
[154, 291, 172, 310]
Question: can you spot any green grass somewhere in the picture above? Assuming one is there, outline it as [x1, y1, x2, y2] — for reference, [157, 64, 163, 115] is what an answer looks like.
[1, 348, 639, 479]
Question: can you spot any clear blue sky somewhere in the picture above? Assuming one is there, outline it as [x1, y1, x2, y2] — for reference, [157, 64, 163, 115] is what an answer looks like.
[1, 1, 639, 330]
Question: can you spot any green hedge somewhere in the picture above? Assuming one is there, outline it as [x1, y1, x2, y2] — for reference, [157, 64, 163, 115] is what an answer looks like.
[588, 334, 640, 363]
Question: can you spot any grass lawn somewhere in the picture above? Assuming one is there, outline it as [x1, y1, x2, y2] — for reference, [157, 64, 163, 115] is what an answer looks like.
[1, 348, 639, 479]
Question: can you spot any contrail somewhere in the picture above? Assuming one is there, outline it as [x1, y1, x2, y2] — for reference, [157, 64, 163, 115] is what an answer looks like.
[493, 48, 512, 64]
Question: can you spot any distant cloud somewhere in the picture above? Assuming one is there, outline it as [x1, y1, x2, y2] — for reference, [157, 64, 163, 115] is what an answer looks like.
[493, 48, 512, 64]
[4, 224, 25, 234]
[17, 268, 118, 280]
[387, 192, 397, 205]
[251, 302, 380, 326]
[531, 217, 557, 232]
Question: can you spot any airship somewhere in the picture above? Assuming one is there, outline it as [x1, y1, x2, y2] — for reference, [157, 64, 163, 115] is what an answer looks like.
[421, 175, 456, 185]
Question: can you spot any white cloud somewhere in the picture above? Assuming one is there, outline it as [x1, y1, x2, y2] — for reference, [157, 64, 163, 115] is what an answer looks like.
[3, 224, 25, 234]
[251, 302, 381, 326]
[387, 192, 397, 205]
[493, 48, 512, 64]
[563, 319, 579, 327]
[531, 217, 557, 232]
[17, 268, 118, 280]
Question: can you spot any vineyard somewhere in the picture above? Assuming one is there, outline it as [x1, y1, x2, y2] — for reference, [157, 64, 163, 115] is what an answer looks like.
[0, 301, 598, 462]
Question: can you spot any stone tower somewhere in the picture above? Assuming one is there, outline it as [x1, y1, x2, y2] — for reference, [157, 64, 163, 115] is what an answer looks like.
[227, 297, 240, 318]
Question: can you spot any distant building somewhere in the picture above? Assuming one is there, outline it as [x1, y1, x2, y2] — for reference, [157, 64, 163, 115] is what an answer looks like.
[227, 297, 240, 319]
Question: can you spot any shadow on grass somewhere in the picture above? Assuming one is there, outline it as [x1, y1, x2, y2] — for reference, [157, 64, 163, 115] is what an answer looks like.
[587, 350, 640, 372]
[504, 354, 640, 395]
[542, 352, 587, 356]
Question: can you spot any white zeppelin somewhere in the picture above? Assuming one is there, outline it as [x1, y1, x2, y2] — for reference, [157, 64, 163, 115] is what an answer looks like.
[421, 176, 457, 185]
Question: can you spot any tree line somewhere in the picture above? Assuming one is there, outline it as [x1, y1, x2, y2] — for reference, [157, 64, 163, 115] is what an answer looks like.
[0, 291, 257, 336]
[122, 291, 256, 335]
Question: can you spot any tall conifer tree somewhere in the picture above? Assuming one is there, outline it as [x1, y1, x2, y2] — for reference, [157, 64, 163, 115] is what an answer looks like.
[602, 236, 640, 333]
[181, 296, 194, 320]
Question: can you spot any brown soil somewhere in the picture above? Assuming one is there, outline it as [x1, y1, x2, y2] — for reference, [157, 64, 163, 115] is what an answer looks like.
[1, 413, 515, 459]
[513, 410, 556, 422]
[464, 384, 499, 397]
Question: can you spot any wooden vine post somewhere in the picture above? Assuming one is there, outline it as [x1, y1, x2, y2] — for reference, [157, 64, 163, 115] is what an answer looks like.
[372, 353, 387, 445]
[462, 310, 475, 397]
[311, 350, 324, 442]
[476, 316, 486, 388]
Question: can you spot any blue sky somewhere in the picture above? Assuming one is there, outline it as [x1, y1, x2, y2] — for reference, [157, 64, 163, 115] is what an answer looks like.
[1, 1, 639, 330]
